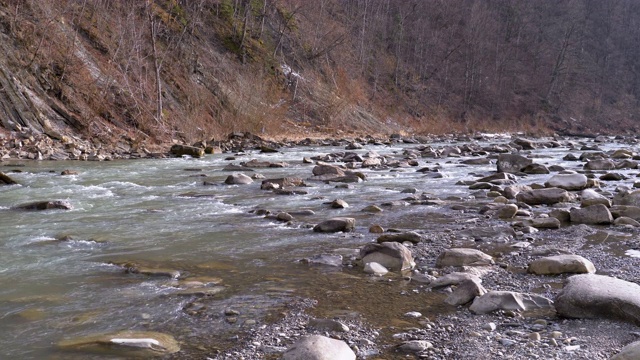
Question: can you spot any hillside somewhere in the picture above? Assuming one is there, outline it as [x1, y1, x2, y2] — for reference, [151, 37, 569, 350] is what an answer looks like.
[0, 0, 639, 149]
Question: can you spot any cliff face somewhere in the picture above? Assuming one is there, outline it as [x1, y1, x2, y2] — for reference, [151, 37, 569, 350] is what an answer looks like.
[0, 1, 638, 147]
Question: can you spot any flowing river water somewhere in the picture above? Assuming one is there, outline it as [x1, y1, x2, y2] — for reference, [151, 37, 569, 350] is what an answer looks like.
[0, 136, 638, 359]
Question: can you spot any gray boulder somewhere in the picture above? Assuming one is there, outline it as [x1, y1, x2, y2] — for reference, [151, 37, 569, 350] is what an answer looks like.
[283, 335, 355, 360]
[495, 204, 518, 219]
[376, 231, 424, 244]
[13, 200, 73, 211]
[497, 154, 532, 173]
[610, 205, 640, 221]
[614, 217, 640, 227]
[361, 242, 415, 271]
[224, 173, 253, 185]
[555, 274, 640, 325]
[570, 204, 613, 225]
[436, 248, 494, 267]
[613, 190, 640, 207]
[521, 163, 549, 174]
[429, 272, 482, 288]
[469, 291, 553, 314]
[580, 189, 611, 207]
[516, 188, 573, 205]
[313, 218, 355, 233]
[170, 144, 204, 158]
[584, 159, 616, 171]
[312, 164, 345, 176]
[445, 279, 487, 306]
[611, 341, 640, 360]
[528, 255, 596, 275]
[544, 174, 588, 191]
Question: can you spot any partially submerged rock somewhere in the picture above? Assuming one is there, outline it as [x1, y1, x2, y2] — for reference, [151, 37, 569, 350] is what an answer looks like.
[313, 218, 355, 233]
[360, 242, 415, 271]
[0, 172, 17, 185]
[57, 330, 180, 356]
[516, 188, 573, 206]
[170, 144, 204, 158]
[376, 231, 424, 244]
[13, 200, 72, 211]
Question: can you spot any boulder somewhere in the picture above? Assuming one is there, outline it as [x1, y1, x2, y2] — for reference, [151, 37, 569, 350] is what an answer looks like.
[503, 185, 532, 199]
[429, 272, 482, 288]
[13, 200, 73, 211]
[313, 218, 355, 233]
[495, 204, 518, 219]
[570, 204, 613, 225]
[283, 335, 355, 360]
[445, 279, 487, 306]
[57, 331, 180, 357]
[610, 205, 640, 221]
[0, 172, 17, 184]
[555, 274, 640, 325]
[261, 177, 305, 190]
[521, 163, 550, 174]
[363, 262, 389, 276]
[614, 217, 640, 227]
[307, 319, 350, 333]
[436, 248, 494, 267]
[469, 291, 553, 314]
[580, 189, 611, 207]
[512, 138, 537, 150]
[584, 159, 616, 171]
[611, 341, 640, 360]
[528, 255, 596, 275]
[396, 340, 433, 354]
[360, 242, 415, 271]
[312, 164, 345, 176]
[376, 231, 424, 244]
[224, 173, 253, 185]
[497, 154, 532, 173]
[522, 217, 561, 229]
[301, 254, 343, 267]
[361, 205, 383, 213]
[613, 190, 640, 207]
[331, 199, 349, 209]
[544, 173, 588, 191]
[516, 188, 573, 205]
[170, 144, 204, 158]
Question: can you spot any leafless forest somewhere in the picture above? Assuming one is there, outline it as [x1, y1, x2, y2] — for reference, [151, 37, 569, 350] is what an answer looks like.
[0, 0, 638, 142]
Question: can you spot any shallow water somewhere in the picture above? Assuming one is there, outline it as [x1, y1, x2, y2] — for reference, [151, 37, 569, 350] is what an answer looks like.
[0, 137, 638, 358]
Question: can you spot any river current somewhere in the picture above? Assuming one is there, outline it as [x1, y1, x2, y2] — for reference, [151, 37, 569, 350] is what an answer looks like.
[0, 136, 637, 358]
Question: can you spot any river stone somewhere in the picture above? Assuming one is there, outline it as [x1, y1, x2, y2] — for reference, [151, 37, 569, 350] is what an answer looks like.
[376, 231, 423, 244]
[549, 208, 571, 222]
[360, 242, 415, 271]
[613, 190, 640, 207]
[224, 173, 253, 185]
[283, 335, 355, 360]
[308, 318, 350, 332]
[301, 254, 343, 267]
[261, 177, 305, 189]
[528, 255, 596, 275]
[469, 291, 553, 314]
[570, 204, 613, 225]
[544, 173, 588, 191]
[523, 217, 561, 229]
[436, 248, 494, 267]
[364, 261, 389, 276]
[0, 172, 17, 184]
[170, 144, 204, 158]
[516, 188, 573, 205]
[555, 274, 640, 325]
[362, 204, 383, 213]
[496, 204, 518, 219]
[13, 200, 73, 211]
[313, 218, 355, 233]
[580, 189, 611, 207]
[521, 163, 550, 174]
[611, 341, 640, 360]
[610, 205, 640, 220]
[445, 279, 487, 306]
[497, 154, 532, 173]
[396, 340, 433, 353]
[331, 199, 349, 209]
[503, 185, 532, 199]
[57, 330, 180, 356]
[312, 164, 345, 176]
[429, 272, 482, 288]
[614, 216, 640, 227]
[584, 159, 616, 171]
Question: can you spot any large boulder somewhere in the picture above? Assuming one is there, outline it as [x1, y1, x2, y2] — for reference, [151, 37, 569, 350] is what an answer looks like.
[584, 159, 616, 171]
[57, 331, 180, 357]
[436, 248, 494, 267]
[0, 172, 17, 185]
[170, 144, 204, 158]
[512, 138, 537, 150]
[611, 341, 640, 360]
[570, 204, 613, 225]
[224, 173, 253, 185]
[580, 189, 611, 207]
[544, 174, 588, 191]
[516, 188, 573, 206]
[312, 164, 345, 176]
[13, 200, 73, 211]
[497, 154, 532, 173]
[555, 274, 640, 325]
[520, 163, 549, 174]
[376, 231, 424, 244]
[360, 242, 415, 271]
[313, 218, 355, 233]
[610, 205, 640, 221]
[283, 335, 355, 360]
[445, 279, 487, 306]
[469, 291, 553, 314]
[528, 255, 596, 275]
[613, 190, 640, 207]
[261, 177, 305, 190]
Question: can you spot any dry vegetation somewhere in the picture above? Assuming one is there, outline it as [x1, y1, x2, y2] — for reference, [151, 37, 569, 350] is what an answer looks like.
[0, 0, 638, 144]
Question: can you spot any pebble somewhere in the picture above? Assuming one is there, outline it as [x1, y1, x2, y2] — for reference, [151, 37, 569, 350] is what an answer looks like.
[404, 311, 422, 318]
[528, 332, 541, 341]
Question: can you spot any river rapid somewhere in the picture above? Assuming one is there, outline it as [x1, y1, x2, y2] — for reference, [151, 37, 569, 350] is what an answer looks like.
[1, 135, 638, 359]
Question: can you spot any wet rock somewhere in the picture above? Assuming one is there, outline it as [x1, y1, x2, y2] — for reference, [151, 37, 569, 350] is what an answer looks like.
[570, 204, 613, 225]
[436, 248, 494, 267]
[276, 212, 294, 221]
[224, 173, 254, 185]
[57, 330, 180, 356]
[544, 174, 588, 191]
[170, 144, 204, 158]
[261, 177, 305, 190]
[496, 204, 518, 219]
[503, 185, 532, 199]
[369, 224, 384, 233]
[521, 163, 550, 174]
[516, 188, 573, 205]
[360, 242, 415, 271]
[223, 164, 250, 171]
[611, 341, 640, 360]
[362, 205, 383, 213]
[445, 279, 487, 306]
[528, 255, 596, 275]
[308, 318, 350, 332]
[376, 231, 424, 244]
[363, 262, 389, 276]
[312, 164, 345, 176]
[396, 340, 433, 354]
[512, 138, 537, 150]
[301, 254, 343, 267]
[519, 217, 561, 229]
[115, 262, 181, 279]
[555, 274, 640, 325]
[13, 200, 72, 211]
[610, 205, 640, 220]
[331, 199, 349, 209]
[580, 189, 611, 207]
[174, 286, 226, 296]
[469, 291, 553, 314]
[613, 189, 640, 207]
[60, 169, 79, 176]
[429, 272, 482, 288]
[584, 159, 616, 171]
[549, 208, 571, 222]
[0, 172, 17, 185]
[614, 216, 640, 227]
[497, 153, 532, 173]
[283, 335, 355, 360]
[313, 218, 355, 233]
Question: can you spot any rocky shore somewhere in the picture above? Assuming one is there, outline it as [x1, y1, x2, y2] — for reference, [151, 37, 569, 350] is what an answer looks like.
[4, 132, 640, 359]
